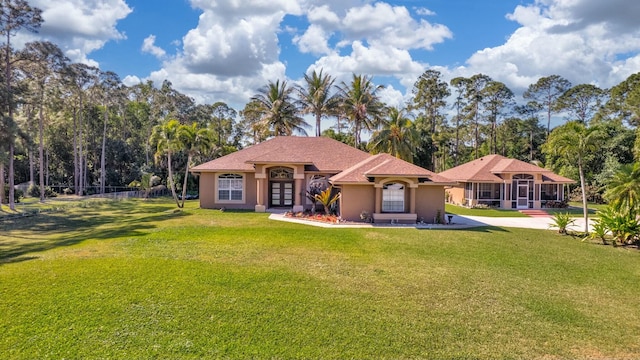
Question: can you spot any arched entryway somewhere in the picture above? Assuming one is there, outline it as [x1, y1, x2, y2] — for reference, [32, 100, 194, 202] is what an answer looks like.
[269, 167, 294, 208]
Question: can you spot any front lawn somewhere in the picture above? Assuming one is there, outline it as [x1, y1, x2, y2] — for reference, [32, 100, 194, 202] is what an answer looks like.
[1, 198, 639, 359]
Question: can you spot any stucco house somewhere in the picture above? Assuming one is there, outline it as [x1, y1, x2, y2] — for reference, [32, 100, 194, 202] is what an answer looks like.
[191, 136, 455, 223]
[438, 154, 574, 209]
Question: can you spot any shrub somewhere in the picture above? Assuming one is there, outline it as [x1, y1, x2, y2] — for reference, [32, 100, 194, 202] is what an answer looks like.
[597, 206, 640, 246]
[583, 218, 609, 245]
[2, 185, 24, 203]
[27, 184, 58, 198]
[549, 212, 575, 234]
[314, 186, 340, 215]
[544, 200, 568, 208]
[569, 185, 605, 204]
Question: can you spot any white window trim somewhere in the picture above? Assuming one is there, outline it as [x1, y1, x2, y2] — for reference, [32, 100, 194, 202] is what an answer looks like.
[382, 183, 405, 213]
[216, 173, 245, 204]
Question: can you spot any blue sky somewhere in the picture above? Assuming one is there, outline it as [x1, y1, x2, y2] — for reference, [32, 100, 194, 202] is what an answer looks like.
[19, 0, 640, 114]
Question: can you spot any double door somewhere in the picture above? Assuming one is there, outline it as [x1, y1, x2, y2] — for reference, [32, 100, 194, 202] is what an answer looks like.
[270, 181, 293, 207]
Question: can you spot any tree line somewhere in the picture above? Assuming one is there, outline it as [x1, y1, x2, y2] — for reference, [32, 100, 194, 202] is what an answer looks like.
[1, 0, 640, 231]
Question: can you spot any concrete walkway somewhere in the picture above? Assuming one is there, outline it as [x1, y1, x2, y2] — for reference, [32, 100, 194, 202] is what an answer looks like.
[269, 213, 594, 232]
[450, 214, 593, 232]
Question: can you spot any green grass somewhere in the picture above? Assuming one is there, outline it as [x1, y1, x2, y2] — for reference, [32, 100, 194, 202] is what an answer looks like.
[2, 198, 640, 359]
[445, 203, 528, 217]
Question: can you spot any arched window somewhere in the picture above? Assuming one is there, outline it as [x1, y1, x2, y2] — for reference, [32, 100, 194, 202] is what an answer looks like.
[218, 173, 243, 201]
[382, 183, 405, 212]
[269, 167, 293, 180]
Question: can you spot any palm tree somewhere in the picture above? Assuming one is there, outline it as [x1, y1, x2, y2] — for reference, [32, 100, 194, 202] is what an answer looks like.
[251, 80, 309, 136]
[337, 74, 385, 148]
[604, 162, 640, 215]
[297, 69, 339, 137]
[543, 120, 602, 233]
[178, 122, 212, 208]
[151, 119, 182, 207]
[368, 107, 419, 162]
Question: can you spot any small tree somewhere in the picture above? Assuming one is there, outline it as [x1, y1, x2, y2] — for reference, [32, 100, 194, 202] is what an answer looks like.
[314, 186, 340, 215]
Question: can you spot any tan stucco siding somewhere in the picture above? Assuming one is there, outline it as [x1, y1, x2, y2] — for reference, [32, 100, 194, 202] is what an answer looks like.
[446, 185, 466, 205]
[198, 172, 257, 210]
[415, 185, 446, 223]
[339, 184, 375, 222]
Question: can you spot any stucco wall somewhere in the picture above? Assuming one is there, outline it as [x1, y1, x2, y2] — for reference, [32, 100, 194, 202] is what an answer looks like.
[446, 185, 465, 205]
[198, 172, 257, 210]
[415, 185, 446, 223]
[339, 184, 375, 222]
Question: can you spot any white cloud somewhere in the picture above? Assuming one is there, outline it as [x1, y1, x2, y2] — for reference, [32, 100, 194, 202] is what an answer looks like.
[415, 7, 436, 17]
[293, 24, 332, 55]
[340, 3, 451, 50]
[459, 0, 640, 92]
[296, 1, 450, 100]
[141, 35, 166, 59]
[25, 0, 131, 65]
[122, 75, 142, 87]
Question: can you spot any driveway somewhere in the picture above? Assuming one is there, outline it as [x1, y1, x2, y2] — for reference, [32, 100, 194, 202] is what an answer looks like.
[270, 213, 594, 232]
[450, 214, 593, 232]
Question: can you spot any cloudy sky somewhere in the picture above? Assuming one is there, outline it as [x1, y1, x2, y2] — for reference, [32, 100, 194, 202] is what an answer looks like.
[19, 0, 640, 111]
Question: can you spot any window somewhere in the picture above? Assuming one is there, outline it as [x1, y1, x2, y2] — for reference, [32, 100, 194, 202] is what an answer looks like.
[218, 174, 243, 201]
[541, 184, 559, 201]
[270, 167, 293, 180]
[382, 183, 405, 212]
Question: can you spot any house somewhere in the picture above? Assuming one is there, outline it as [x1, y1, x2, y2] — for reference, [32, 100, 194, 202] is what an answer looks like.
[438, 154, 575, 209]
[191, 136, 455, 223]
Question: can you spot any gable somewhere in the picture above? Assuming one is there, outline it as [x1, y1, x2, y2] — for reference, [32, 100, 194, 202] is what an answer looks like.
[438, 154, 574, 184]
[191, 136, 370, 173]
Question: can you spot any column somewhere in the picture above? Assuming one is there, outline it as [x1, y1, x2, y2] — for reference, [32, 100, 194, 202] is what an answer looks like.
[375, 186, 381, 213]
[409, 187, 416, 213]
[293, 178, 303, 212]
[255, 178, 266, 212]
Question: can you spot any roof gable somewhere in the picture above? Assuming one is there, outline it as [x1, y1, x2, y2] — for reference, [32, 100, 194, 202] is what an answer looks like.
[330, 153, 453, 184]
[191, 136, 370, 173]
[438, 154, 574, 183]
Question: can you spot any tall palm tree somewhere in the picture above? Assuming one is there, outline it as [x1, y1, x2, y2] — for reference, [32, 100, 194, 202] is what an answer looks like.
[604, 162, 640, 215]
[368, 107, 419, 162]
[543, 120, 602, 232]
[251, 80, 309, 136]
[337, 74, 385, 148]
[297, 69, 340, 137]
[151, 119, 182, 207]
[178, 122, 212, 208]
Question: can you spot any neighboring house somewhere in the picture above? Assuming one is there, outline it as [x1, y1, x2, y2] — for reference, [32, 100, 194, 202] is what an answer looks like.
[438, 154, 575, 209]
[191, 136, 455, 223]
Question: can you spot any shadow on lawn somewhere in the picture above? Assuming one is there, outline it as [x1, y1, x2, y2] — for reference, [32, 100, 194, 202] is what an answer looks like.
[0, 204, 185, 265]
[417, 225, 509, 233]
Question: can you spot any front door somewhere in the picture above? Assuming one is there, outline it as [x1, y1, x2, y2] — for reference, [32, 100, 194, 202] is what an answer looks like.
[270, 181, 294, 208]
[517, 184, 529, 209]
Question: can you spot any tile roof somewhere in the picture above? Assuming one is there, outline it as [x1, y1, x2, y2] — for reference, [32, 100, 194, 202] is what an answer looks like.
[438, 154, 574, 183]
[330, 153, 454, 184]
[192, 136, 456, 185]
[191, 136, 371, 173]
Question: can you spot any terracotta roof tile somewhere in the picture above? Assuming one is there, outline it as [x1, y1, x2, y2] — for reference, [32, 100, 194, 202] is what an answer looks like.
[438, 154, 575, 183]
[191, 136, 370, 173]
[330, 153, 454, 184]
